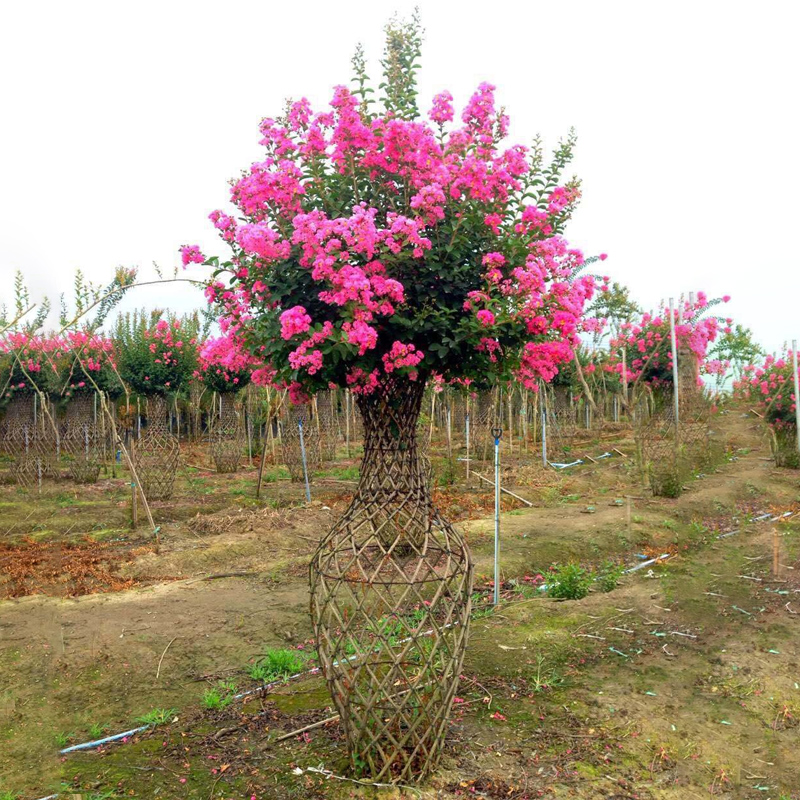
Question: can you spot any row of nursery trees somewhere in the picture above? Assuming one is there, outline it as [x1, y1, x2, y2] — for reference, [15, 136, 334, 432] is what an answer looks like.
[0, 271, 769, 428]
[2, 13, 797, 783]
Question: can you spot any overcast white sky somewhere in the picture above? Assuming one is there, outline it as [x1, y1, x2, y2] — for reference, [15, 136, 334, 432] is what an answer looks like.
[1, 0, 797, 353]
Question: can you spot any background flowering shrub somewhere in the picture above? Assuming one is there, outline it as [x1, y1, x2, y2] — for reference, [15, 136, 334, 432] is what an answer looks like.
[736, 351, 799, 427]
[115, 311, 199, 397]
[191, 18, 597, 401]
[55, 331, 123, 399]
[0, 333, 63, 398]
[196, 332, 256, 394]
[607, 293, 730, 388]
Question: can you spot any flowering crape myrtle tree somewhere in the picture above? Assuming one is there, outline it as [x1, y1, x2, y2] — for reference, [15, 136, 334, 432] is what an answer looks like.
[192, 18, 597, 781]
[736, 351, 800, 468]
[608, 293, 730, 496]
[56, 331, 122, 483]
[197, 332, 254, 472]
[116, 314, 198, 499]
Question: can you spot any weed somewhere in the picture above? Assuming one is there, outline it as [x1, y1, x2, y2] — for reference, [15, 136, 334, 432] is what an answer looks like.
[88, 721, 110, 739]
[202, 679, 238, 711]
[545, 563, 593, 600]
[595, 560, 625, 593]
[55, 731, 74, 747]
[248, 648, 307, 683]
[530, 654, 564, 693]
[135, 707, 175, 727]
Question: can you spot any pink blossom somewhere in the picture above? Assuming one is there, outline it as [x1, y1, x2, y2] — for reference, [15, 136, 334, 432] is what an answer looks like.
[180, 244, 205, 267]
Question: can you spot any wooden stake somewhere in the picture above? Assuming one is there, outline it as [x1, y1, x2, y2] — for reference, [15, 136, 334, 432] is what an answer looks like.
[472, 471, 533, 507]
[773, 528, 780, 578]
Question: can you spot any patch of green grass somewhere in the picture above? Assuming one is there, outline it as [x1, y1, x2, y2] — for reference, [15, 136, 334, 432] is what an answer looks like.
[55, 730, 74, 747]
[135, 707, 175, 728]
[0, 792, 19, 800]
[248, 648, 307, 683]
[88, 721, 110, 739]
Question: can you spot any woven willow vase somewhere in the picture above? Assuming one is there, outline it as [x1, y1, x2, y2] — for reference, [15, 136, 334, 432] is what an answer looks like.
[134, 395, 179, 500]
[310, 378, 473, 782]
[62, 392, 102, 483]
[210, 392, 244, 473]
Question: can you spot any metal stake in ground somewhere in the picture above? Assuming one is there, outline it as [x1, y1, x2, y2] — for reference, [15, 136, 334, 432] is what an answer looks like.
[541, 391, 548, 468]
[298, 418, 311, 503]
[465, 411, 470, 485]
[492, 426, 503, 605]
[793, 340, 800, 458]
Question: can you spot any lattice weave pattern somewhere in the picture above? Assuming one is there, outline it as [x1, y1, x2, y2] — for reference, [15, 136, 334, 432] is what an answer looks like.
[310, 378, 473, 782]
[134, 395, 179, 500]
[210, 393, 244, 473]
[315, 390, 339, 461]
[62, 393, 102, 483]
[281, 403, 321, 483]
[2, 393, 59, 487]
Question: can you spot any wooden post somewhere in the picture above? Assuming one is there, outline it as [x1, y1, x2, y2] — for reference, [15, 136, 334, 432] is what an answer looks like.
[130, 439, 138, 529]
[773, 527, 780, 578]
[668, 298, 680, 437]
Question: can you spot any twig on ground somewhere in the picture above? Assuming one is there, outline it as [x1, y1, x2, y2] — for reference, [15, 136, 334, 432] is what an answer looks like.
[156, 637, 177, 680]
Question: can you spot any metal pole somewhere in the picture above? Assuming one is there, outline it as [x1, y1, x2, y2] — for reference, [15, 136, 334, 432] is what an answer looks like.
[793, 341, 800, 457]
[492, 427, 503, 606]
[345, 391, 351, 458]
[541, 391, 548, 468]
[298, 419, 311, 503]
[668, 298, 680, 432]
[465, 412, 470, 485]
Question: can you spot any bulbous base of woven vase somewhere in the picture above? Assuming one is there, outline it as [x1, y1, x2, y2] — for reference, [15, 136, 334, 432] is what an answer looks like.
[772, 424, 800, 469]
[309, 378, 473, 783]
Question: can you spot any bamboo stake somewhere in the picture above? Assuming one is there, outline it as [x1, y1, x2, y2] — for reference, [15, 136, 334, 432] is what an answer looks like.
[472, 471, 533, 507]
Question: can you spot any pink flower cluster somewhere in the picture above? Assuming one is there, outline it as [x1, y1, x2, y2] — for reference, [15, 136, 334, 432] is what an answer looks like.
[608, 294, 729, 385]
[200, 77, 597, 398]
[736, 351, 798, 427]
[180, 244, 205, 267]
[198, 333, 256, 389]
[382, 342, 424, 377]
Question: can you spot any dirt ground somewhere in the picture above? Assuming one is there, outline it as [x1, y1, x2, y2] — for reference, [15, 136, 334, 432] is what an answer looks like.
[2, 404, 800, 799]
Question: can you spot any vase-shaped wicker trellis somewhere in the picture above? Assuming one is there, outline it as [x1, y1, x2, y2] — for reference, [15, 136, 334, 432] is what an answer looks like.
[134, 395, 180, 500]
[544, 386, 577, 459]
[2, 393, 59, 487]
[470, 391, 498, 462]
[62, 392, 102, 483]
[281, 403, 321, 482]
[310, 378, 473, 782]
[771, 423, 800, 468]
[210, 392, 244, 473]
[315, 390, 339, 461]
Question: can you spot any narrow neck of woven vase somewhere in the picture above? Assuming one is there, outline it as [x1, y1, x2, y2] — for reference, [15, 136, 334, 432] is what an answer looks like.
[354, 377, 428, 514]
[5, 394, 36, 424]
[146, 395, 170, 435]
[64, 392, 95, 424]
[218, 392, 239, 426]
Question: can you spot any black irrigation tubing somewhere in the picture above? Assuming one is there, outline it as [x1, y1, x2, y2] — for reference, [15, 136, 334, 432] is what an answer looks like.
[44, 507, 799, 800]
